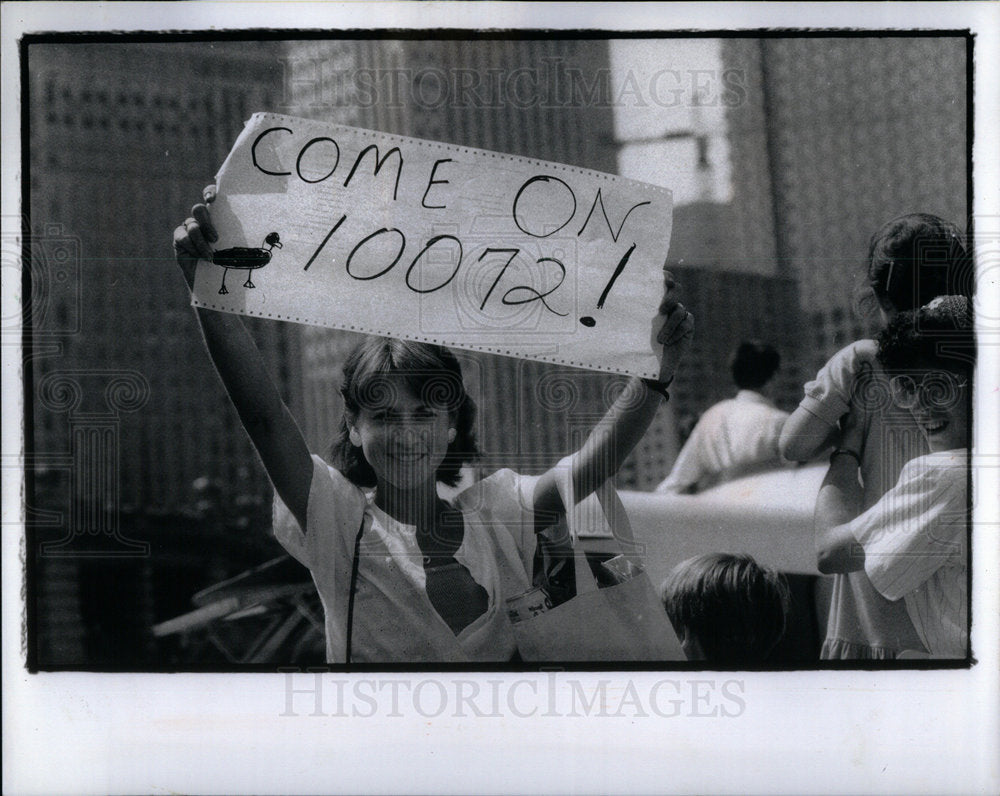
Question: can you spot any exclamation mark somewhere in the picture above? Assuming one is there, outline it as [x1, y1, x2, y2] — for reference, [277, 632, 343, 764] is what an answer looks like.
[580, 243, 636, 327]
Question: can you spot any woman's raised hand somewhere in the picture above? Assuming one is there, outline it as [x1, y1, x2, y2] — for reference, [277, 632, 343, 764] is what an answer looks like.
[168, 184, 312, 528]
[172, 185, 218, 288]
[651, 269, 694, 384]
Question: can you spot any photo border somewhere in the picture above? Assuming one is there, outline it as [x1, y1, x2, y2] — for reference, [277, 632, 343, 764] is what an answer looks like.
[4, 3, 998, 794]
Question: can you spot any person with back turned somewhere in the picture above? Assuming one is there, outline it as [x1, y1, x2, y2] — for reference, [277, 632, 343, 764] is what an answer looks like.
[655, 340, 789, 494]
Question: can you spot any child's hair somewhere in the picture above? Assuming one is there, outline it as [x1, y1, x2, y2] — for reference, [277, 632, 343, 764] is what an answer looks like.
[730, 340, 780, 390]
[660, 553, 790, 664]
[877, 294, 975, 378]
[859, 213, 971, 317]
[329, 337, 479, 487]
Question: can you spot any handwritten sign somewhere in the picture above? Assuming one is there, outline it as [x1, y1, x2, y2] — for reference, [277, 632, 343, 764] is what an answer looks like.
[192, 113, 673, 377]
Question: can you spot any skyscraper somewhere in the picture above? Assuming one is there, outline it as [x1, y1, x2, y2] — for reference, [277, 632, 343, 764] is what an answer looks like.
[26, 41, 305, 664]
[724, 37, 968, 373]
[28, 41, 305, 517]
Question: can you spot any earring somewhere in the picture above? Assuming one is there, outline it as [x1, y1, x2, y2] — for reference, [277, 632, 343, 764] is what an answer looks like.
[447, 428, 457, 443]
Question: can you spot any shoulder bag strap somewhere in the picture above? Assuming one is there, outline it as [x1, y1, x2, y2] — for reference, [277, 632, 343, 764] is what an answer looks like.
[345, 516, 366, 665]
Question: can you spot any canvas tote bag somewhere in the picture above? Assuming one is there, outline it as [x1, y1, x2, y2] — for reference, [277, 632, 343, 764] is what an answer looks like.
[510, 470, 685, 662]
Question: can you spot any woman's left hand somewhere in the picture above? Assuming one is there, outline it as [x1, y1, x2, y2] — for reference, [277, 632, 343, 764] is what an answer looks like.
[651, 269, 694, 384]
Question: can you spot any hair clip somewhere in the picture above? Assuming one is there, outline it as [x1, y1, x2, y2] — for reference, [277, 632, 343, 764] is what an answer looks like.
[884, 260, 895, 293]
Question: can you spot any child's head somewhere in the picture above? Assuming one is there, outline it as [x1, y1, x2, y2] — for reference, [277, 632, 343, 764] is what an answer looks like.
[660, 553, 790, 665]
[862, 213, 971, 318]
[730, 340, 780, 390]
[877, 295, 974, 452]
[330, 337, 479, 488]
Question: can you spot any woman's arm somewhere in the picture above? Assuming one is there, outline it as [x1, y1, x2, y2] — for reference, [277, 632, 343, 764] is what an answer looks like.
[814, 454, 866, 574]
[781, 349, 874, 463]
[814, 409, 866, 574]
[174, 189, 312, 530]
[532, 272, 694, 523]
[778, 406, 838, 463]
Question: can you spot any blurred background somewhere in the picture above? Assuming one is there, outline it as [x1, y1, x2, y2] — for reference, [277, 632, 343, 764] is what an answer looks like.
[23, 35, 969, 667]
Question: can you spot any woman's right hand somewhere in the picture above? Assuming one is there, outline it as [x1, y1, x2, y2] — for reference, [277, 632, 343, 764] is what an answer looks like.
[651, 270, 695, 385]
[169, 183, 313, 529]
[172, 185, 218, 288]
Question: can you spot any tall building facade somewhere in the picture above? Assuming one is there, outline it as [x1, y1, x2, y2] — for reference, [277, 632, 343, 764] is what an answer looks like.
[723, 37, 969, 373]
[26, 41, 305, 665]
[282, 36, 971, 489]
[611, 39, 802, 489]
[28, 41, 307, 515]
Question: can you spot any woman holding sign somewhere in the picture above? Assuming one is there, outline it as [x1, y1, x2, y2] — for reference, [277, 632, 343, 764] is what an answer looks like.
[173, 187, 693, 663]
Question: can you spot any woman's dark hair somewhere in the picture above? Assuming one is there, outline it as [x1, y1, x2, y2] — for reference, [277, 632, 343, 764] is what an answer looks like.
[876, 294, 975, 377]
[730, 340, 780, 390]
[329, 337, 479, 488]
[858, 213, 972, 317]
[660, 552, 790, 665]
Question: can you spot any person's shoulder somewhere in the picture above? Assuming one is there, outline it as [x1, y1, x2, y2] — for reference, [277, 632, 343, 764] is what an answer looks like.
[453, 467, 520, 504]
[701, 397, 737, 418]
[452, 467, 538, 528]
[730, 391, 787, 418]
[310, 453, 369, 500]
[734, 390, 780, 408]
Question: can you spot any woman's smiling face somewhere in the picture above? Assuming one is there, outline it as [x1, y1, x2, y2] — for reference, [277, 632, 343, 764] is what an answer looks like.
[349, 376, 453, 491]
[911, 390, 969, 453]
[891, 368, 970, 453]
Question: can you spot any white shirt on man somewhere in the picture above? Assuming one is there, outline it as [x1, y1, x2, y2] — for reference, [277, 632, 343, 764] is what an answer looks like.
[655, 390, 789, 494]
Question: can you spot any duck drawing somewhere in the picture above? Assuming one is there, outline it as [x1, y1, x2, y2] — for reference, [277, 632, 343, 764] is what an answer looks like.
[212, 232, 282, 294]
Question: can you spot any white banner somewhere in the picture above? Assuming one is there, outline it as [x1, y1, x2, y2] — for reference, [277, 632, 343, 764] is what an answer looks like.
[192, 113, 673, 377]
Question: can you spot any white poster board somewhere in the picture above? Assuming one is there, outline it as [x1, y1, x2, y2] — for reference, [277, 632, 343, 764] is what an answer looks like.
[192, 112, 673, 378]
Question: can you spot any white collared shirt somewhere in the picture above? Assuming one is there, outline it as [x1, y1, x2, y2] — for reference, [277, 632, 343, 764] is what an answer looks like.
[656, 390, 790, 493]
